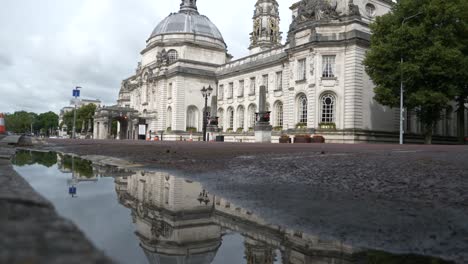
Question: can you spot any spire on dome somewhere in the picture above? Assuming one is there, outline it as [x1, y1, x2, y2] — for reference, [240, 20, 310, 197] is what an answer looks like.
[180, 0, 199, 14]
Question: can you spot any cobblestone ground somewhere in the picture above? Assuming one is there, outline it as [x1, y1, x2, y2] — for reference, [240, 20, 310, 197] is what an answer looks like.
[36, 139, 468, 263]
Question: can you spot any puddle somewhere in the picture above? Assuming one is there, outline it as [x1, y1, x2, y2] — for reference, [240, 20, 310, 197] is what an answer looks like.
[12, 150, 455, 264]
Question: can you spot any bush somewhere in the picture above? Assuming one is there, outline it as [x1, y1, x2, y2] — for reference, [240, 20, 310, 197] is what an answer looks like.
[296, 123, 307, 130]
[186, 127, 197, 133]
[319, 122, 336, 130]
[273, 126, 283, 131]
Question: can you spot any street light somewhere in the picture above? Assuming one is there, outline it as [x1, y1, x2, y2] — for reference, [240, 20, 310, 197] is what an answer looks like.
[72, 86, 82, 139]
[399, 12, 422, 145]
[201, 85, 213, 141]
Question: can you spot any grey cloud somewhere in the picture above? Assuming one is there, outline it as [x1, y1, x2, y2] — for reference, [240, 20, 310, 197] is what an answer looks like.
[0, 0, 295, 114]
[0, 54, 12, 68]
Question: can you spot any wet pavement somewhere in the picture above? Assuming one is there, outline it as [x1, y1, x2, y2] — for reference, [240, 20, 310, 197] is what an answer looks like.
[12, 150, 462, 264]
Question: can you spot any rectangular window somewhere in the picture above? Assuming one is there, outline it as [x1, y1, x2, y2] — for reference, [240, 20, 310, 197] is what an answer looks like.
[228, 83, 234, 99]
[249, 77, 256, 95]
[218, 84, 224, 100]
[322, 55, 336, 78]
[238, 80, 244, 97]
[168, 83, 173, 99]
[262, 74, 269, 92]
[297, 59, 306, 81]
[276, 71, 283, 91]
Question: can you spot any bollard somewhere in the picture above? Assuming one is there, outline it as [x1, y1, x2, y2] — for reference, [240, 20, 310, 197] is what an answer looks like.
[0, 113, 5, 134]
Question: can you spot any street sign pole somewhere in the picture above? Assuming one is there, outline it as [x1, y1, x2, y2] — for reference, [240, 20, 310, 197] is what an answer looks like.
[72, 87, 81, 139]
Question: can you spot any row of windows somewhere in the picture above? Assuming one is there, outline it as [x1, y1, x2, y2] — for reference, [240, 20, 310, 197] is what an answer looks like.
[218, 72, 283, 100]
[165, 94, 335, 131]
[215, 93, 336, 131]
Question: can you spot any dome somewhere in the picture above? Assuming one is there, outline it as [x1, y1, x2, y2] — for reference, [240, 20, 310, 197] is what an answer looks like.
[150, 12, 224, 42]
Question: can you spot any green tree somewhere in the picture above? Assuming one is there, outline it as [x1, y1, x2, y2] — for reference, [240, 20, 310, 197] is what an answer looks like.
[61, 104, 97, 134]
[364, 0, 468, 144]
[4, 111, 36, 134]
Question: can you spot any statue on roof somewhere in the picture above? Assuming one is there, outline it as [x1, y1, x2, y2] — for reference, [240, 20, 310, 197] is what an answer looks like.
[296, 0, 341, 22]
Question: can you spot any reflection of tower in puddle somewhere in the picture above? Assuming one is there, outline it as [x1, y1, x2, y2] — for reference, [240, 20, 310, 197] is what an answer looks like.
[117, 171, 221, 264]
[245, 238, 276, 264]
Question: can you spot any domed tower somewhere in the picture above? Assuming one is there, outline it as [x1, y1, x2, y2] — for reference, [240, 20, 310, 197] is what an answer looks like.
[249, 0, 282, 55]
[139, 0, 229, 133]
[145, 0, 228, 66]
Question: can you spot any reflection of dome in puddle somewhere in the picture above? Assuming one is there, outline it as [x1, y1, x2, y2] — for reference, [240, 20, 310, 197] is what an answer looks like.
[142, 243, 219, 264]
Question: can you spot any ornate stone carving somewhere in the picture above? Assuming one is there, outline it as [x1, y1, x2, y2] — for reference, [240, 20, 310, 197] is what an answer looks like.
[348, 0, 361, 16]
[156, 49, 169, 66]
[269, 18, 279, 42]
[309, 53, 316, 76]
[295, 0, 341, 22]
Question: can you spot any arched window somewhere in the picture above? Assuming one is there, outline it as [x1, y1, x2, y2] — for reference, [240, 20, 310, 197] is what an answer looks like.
[227, 107, 234, 129]
[168, 50, 178, 64]
[218, 108, 224, 130]
[248, 104, 257, 128]
[187, 106, 199, 131]
[274, 101, 283, 127]
[298, 94, 308, 124]
[237, 106, 245, 130]
[166, 107, 172, 130]
[321, 93, 336, 123]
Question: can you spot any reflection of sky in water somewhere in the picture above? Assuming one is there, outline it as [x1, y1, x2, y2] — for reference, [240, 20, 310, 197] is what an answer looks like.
[14, 164, 147, 264]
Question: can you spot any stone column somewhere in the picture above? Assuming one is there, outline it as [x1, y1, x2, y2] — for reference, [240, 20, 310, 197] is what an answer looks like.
[254, 85, 272, 143]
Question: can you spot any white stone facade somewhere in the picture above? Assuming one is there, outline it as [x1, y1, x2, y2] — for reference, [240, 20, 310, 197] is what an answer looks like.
[94, 0, 462, 143]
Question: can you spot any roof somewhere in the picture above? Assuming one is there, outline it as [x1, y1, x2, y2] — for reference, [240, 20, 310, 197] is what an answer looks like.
[149, 12, 224, 42]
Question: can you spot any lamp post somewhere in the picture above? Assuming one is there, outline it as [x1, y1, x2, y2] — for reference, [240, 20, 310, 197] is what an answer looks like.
[72, 86, 82, 139]
[201, 85, 213, 141]
[399, 12, 422, 145]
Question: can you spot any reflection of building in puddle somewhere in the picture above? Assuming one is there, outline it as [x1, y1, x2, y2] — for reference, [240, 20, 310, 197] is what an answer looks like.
[115, 171, 355, 264]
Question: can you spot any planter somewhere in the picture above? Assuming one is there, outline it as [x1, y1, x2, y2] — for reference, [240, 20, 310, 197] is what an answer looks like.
[279, 137, 291, 144]
[294, 135, 312, 143]
[312, 135, 325, 143]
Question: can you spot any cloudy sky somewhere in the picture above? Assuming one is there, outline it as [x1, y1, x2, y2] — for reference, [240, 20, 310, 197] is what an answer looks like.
[0, 0, 295, 114]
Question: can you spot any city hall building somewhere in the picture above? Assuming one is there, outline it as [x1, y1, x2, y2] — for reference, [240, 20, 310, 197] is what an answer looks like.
[94, 0, 465, 143]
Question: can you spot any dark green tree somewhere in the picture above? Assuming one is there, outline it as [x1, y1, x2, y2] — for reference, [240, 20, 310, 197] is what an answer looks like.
[364, 0, 468, 144]
[36, 111, 59, 136]
[455, 8, 468, 143]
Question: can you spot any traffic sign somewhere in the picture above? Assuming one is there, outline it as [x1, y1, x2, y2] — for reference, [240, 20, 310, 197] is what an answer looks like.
[73, 89, 80, 97]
